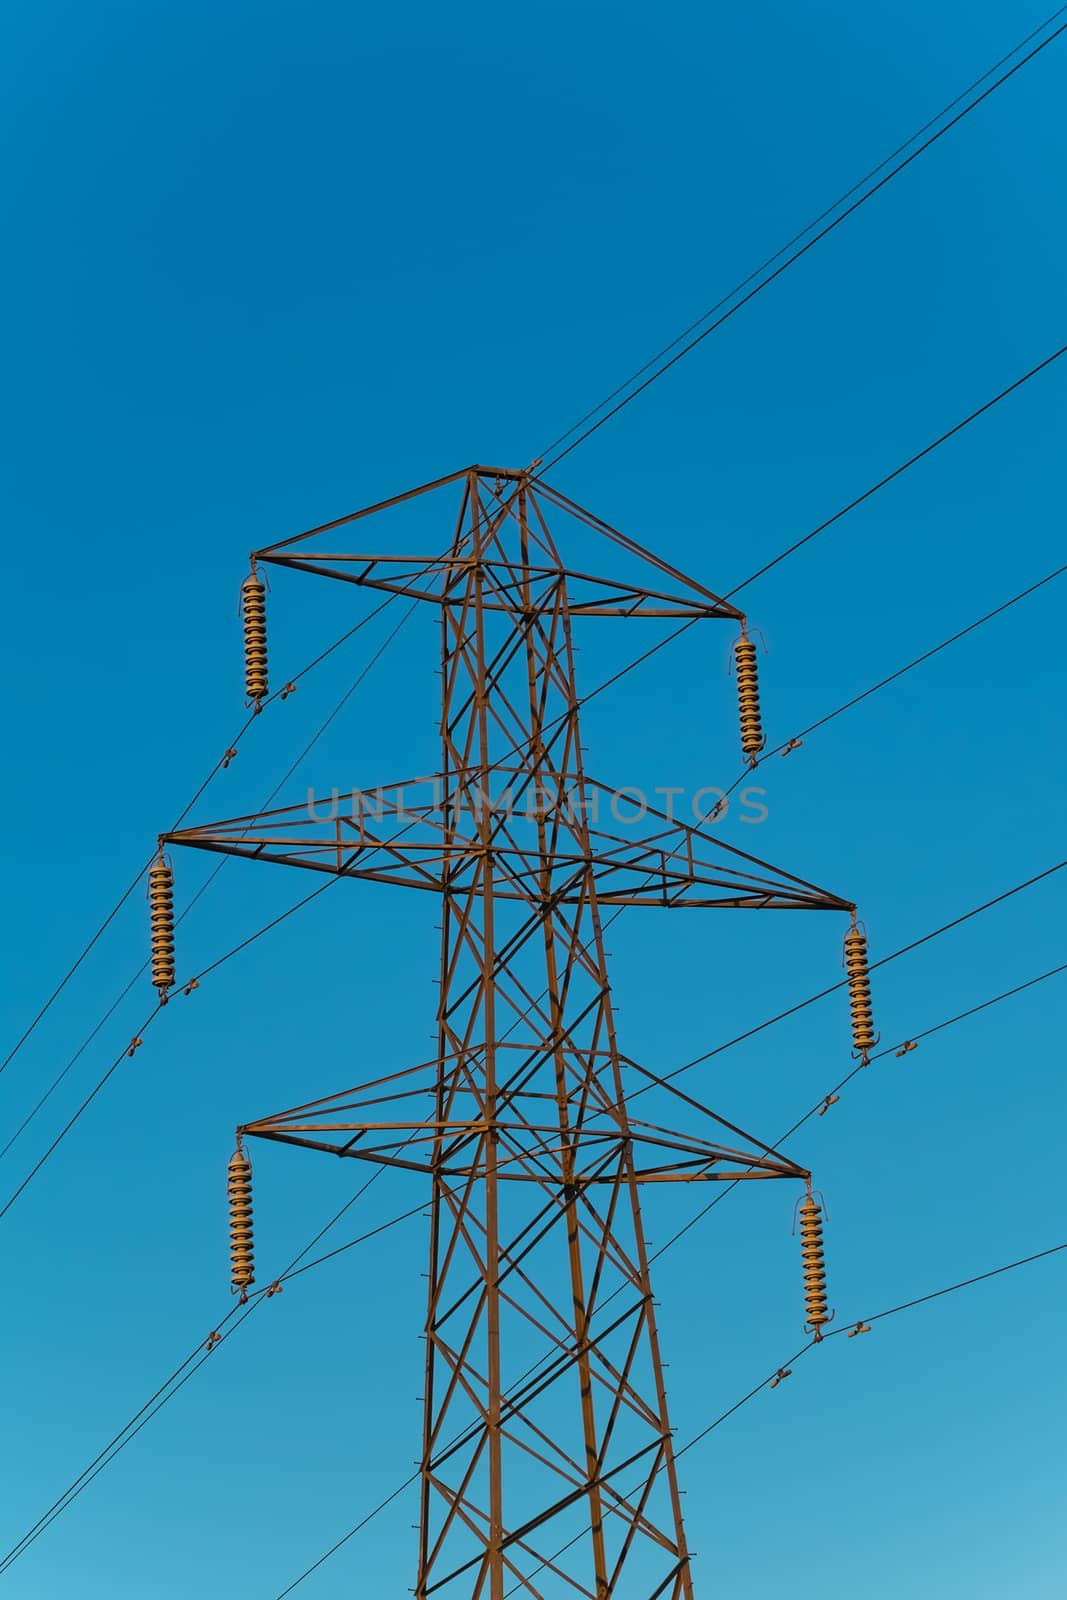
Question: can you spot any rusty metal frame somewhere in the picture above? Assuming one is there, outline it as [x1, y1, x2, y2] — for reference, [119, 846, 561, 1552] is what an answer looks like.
[165, 468, 856, 1599]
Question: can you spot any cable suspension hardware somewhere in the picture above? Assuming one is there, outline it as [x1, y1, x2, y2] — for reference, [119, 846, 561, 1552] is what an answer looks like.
[798, 1185, 831, 1339]
[844, 918, 878, 1063]
[147, 854, 175, 1001]
[227, 1143, 254, 1300]
[241, 567, 268, 707]
[732, 631, 764, 768]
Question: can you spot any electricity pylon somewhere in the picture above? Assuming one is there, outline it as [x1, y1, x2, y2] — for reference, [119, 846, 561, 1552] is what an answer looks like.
[160, 465, 857, 1599]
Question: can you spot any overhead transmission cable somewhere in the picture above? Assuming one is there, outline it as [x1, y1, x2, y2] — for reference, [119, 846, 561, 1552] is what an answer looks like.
[6, 482, 1064, 1258]
[11, 11, 1067, 1102]
[448, 434, 1067, 835]
[7, 4, 1066, 1144]
[12, 577, 1061, 1219]
[725, 343, 1067, 597]
[7, 205, 1067, 1582]
[652, 856, 1067, 1093]
[0, 864, 359, 1223]
[468, 955, 1067, 1473]
[0, 783, 445, 1221]
[17, 945, 1037, 1586]
[538, 2, 1067, 465]
[4, 908, 1062, 1575]
[605, 582, 1067, 906]
[0, 1066, 459, 1578]
[769, 557, 1067, 746]
[0, 596, 422, 1169]
[0, 874, 622, 1566]
[640, 960, 1067, 1266]
[553, 341, 1067, 735]
[0, 1195, 425, 1577]
[8, 291, 1064, 1170]
[697, 556, 1067, 822]
[0, 590, 407, 1086]
[678, 1235, 1067, 1447]
[508, 1240, 1067, 1594]
[540, 17, 1067, 470]
[6, 15, 1067, 1583]
[273, 1231, 1067, 1599]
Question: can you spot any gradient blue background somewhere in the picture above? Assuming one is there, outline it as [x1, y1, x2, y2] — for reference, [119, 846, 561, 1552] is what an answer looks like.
[1, 0, 1065, 1594]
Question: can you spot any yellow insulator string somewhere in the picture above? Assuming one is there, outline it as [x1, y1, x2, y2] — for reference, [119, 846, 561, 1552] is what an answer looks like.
[227, 1141, 254, 1301]
[147, 854, 175, 1001]
[798, 1183, 831, 1340]
[241, 566, 268, 707]
[732, 629, 764, 769]
[844, 916, 878, 1063]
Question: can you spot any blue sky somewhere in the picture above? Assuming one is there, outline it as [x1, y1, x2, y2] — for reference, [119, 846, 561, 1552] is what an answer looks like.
[1, 0, 1065, 1594]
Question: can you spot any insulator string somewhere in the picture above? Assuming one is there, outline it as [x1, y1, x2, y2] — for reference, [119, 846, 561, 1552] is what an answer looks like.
[798, 1187, 831, 1338]
[227, 1145, 254, 1298]
[732, 632, 765, 768]
[146, 856, 175, 999]
[844, 921, 878, 1063]
[241, 569, 269, 705]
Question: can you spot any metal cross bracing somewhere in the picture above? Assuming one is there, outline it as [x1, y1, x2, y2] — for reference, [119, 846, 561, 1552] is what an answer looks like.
[161, 465, 857, 1600]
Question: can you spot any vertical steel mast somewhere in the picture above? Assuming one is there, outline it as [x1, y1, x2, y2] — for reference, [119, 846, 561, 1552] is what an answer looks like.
[163, 465, 858, 1597]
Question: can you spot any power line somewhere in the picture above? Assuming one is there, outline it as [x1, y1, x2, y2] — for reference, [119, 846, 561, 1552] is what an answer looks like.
[8, 746, 1056, 1297]
[566, 352, 1067, 732]
[537, 3, 1067, 466]
[10, 375, 1060, 1181]
[7, 17, 1066, 1582]
[0, 1195, 424, 1576]
[0, 870, 351, 1224]
[0, 964, 141, 1163]
[0, 795, 448, 1222]
[0, 599, 420, 1169]
[682, 554, 1067, 828]
[37, 953, 1067, 1565]
[0, 583, 709, 1216]
[591, 549, 1067, 855]
[505, 1234, 1067, 1591]
[427, 897, 1064, 1488]
[677, 1237, 1067, 1457]
[0, 593, 403, 1087]
[0, 526, 790, 1187]
[272, 1226, 1067, 1597]
[9, 9, 1064, 1125]
[0, 863, 150, 1084]
[643, 960, 1067, 1265]
[651, 856, 1067, 1092]
[841, 1238, 1067, 1331]
[541, 19, 1067, 470]
[5, 608, 1061, 1552]
[6, 371, 1062, 1574]
[0, 851, 248, 1166]
[724, 343, 1067, 597]
[272, 1476, 421, 1600]
[7, 943, 1057, 1583]
[0, 845, 628, 1563]
[24, 526, 1055, 1204]
[0, 702, 262, 1083]
[761, 558, 1067, 756]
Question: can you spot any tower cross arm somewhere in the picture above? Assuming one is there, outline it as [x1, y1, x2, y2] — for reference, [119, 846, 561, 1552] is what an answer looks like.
[160, 769, 853, 911]
[253, 549, 743, 620]
[576, 781, 853, 911]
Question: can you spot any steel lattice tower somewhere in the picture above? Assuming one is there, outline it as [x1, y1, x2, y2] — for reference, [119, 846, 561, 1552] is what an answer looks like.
[162, 466, 855, 1599]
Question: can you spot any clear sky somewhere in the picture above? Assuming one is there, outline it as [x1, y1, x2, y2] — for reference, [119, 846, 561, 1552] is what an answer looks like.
[1, 0, 1065, 1595]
